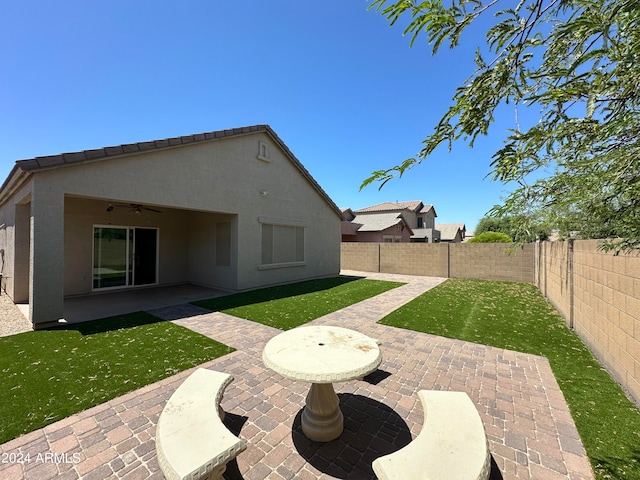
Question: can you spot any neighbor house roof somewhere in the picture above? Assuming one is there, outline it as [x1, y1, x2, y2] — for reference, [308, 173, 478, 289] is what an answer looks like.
[436, 223, 466, 241]
[354, 201, 423, 213]
[0, 125, 342, 218]
[354, 200, 437, 217]
[351, 212, 413, 234]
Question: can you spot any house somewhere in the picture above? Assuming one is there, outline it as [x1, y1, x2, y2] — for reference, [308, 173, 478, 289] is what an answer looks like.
[0, 125, 342, 328]
[341, 208, 413, 243]
[343, 201, 438, 243]
[435, 223, 466, 243]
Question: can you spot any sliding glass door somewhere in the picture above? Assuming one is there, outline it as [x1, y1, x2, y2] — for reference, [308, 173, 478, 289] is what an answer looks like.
[93, 226, 158, 290]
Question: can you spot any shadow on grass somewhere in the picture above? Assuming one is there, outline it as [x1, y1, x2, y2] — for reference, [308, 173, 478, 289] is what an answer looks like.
[48, 311, 166, 335]
[193, 276, 362, 312]
[45, 276, 368, 337]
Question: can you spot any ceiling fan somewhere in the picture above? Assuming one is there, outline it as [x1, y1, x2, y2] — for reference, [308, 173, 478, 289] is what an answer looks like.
[106, 202, 162, 214]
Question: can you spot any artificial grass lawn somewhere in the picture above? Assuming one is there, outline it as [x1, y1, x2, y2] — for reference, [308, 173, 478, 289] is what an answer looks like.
[194, 276, 404, 330]
[0, 312, 233, 444]
[380, 279, 640, 480]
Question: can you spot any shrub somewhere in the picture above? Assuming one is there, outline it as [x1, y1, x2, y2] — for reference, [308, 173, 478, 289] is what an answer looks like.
[468, 231, 513, 243]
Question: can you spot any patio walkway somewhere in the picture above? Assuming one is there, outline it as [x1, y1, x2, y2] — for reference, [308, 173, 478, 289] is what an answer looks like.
[0, 271, 594, 480]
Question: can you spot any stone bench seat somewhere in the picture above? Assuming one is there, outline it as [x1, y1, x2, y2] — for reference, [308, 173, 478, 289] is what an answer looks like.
[156, 368, 246, 480]
[373, 390, 491, 480]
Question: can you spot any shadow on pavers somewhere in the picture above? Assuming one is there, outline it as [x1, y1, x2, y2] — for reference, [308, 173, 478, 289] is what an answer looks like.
[292, 393, 504, 480]
[222, 412, 248, 480]
[292, 394, 412, 479]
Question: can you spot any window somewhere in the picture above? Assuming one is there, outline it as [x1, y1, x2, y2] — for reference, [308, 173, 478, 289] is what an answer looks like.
[259, 218, 305, 269]
[417, 217, 424, 228]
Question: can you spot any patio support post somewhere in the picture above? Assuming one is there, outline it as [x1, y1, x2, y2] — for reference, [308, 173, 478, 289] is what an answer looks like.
[29, 185, 65, 328]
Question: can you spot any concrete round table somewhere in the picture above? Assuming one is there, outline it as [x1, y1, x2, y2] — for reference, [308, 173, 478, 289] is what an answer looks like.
[262, 325, 382, 442]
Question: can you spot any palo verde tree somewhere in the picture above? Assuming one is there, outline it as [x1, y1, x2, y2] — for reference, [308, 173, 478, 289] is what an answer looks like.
[362, 0, 640, 253]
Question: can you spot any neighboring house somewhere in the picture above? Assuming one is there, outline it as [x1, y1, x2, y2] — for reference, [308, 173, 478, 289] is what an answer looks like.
[0, 125, 342, 328]
[436, 223, 467, 243]
[341, 209, 413, 243]
[344, 201, 439, 243]
[463, 231, 475, 242]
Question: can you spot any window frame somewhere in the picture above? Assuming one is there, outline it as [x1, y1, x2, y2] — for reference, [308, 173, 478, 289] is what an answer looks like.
[258, 217, 307, 270]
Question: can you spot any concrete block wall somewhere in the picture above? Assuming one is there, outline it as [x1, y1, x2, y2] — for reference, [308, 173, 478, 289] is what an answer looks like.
[340, 243, 379, 273]
[536, 239, 640, 405]
[379, 243, 449, 277]
[340, 242, 534, 283]
[342, 240, 639, 404]
[536, 241, 572, 322]
[450, 243, 534, 283]
[572, 241, 639, 403]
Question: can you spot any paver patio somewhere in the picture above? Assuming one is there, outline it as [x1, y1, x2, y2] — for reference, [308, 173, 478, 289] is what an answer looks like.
[0, 271, 594, 480]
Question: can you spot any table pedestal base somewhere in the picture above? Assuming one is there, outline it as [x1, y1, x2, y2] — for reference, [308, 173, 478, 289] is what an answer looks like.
[301, 383, 343, 442]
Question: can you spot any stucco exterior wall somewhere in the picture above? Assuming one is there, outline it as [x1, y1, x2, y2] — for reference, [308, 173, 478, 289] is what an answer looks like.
[1, 131, 341, 325]
[63, 197, 239, 296]
[0, 181, 32, 302]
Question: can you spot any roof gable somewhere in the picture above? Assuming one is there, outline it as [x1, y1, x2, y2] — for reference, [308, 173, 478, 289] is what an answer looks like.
[351, 212, 413, 234]
[354, 200, 423, 214]
[2, 125, 342, 218]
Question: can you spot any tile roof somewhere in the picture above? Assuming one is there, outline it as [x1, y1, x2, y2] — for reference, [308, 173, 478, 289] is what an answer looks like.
[15, 125, 268, 171]
[352, 212, 413, 233]
[354, 201, 423, 213]
[435, 223, 466, 241]
[354, 200, 436, 217]
[1, 125, 342, 218]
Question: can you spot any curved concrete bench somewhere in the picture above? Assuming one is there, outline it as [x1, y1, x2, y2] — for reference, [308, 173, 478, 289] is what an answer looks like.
[156, 368, 246, 480]
[373, 390, 491, 480]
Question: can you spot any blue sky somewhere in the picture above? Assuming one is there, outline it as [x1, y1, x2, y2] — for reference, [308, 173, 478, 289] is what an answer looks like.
[1, 1, 531, 231]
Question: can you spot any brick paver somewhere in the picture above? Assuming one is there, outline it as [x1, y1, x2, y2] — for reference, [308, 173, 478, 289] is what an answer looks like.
[0, 271, 594, 479]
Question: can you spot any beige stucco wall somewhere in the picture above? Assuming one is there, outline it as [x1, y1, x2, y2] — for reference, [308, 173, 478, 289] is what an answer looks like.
[0, 131, 341, 325]
[0, 180, 32, 303]
[63, 197, 239, 295]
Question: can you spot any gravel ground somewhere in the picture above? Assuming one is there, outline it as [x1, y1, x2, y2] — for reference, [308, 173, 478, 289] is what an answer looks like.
[0, 294, 31, 337]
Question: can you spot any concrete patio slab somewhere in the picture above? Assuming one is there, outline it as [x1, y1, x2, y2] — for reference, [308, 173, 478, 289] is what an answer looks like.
[0, 271, 594, 480]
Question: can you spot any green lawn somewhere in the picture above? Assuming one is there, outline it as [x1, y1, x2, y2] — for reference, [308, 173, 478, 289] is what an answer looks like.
[194, 276, 404, 330]
[0, 276, 403, 444]
[379, 278, 640, 480]
[0, 312, 233, 444]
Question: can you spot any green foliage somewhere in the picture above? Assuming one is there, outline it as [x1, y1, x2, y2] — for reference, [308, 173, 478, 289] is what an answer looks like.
[380, 279, 640, 480]
[467, 231, 513, 242]
[476, 215, 550, 242]
[363, 0, 640, 253]
[195, 277, 404, 330]
[0, 312, 233, 443]
[475, 216, 510, 236]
